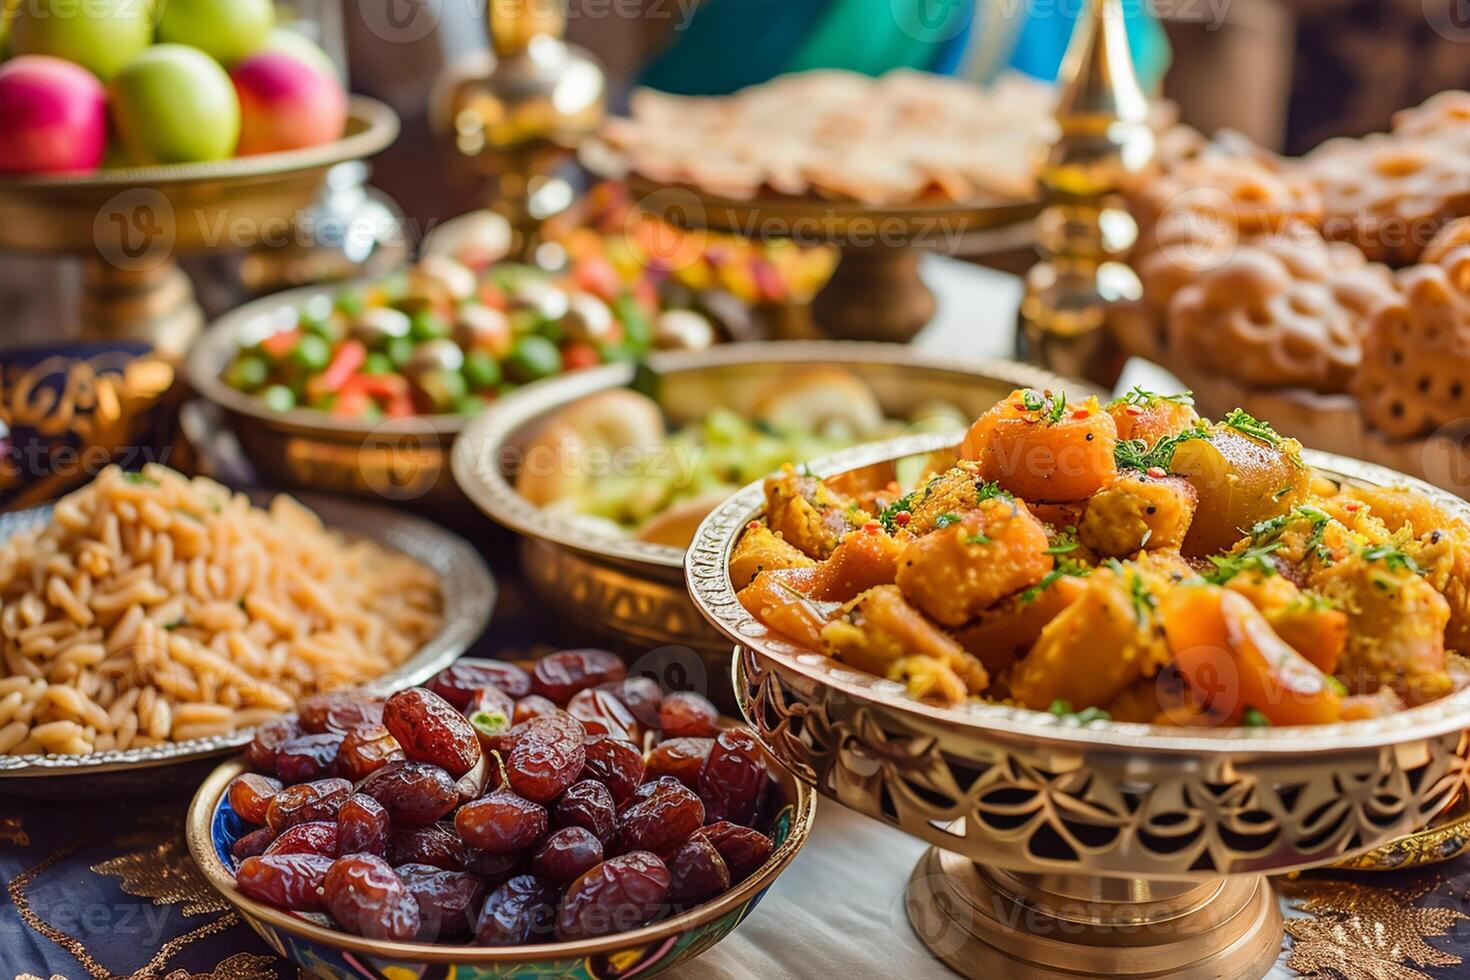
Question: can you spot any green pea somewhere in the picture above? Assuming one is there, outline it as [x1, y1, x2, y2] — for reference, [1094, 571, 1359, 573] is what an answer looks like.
[613, 294, 651, 348]
[454, 394, 488, 416]
[363, 351, 394, 376]
[463, 352, 503, 391]
[299, 311, 342, 342]
[334, 290, 363, 317]
[289, 333, 332, 373]
[505, 335, 563, 383]
[386, 336, 416, 368]
[261, 385, 297, 413]
[409, 310, 449, 342]
[223, 354, 269, 392]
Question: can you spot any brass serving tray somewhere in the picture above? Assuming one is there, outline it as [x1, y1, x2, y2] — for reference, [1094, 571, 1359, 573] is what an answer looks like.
[0, 491, 493, 799]
[450, 342, 1096, 703]
[685, 434, 1470, 979]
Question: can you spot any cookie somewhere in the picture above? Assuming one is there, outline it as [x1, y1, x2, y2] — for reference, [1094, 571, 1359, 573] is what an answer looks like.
[1355, 261, 1470, 439]
[1166, 228, 1394, 393]
[1302, 132, 1470, 264]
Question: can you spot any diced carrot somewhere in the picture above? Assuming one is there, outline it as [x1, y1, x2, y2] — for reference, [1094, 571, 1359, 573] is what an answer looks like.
[259, 329, 300, 361]
[316, 339, 366, 394]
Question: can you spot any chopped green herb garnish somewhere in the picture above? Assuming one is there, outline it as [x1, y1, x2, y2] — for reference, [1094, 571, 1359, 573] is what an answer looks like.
[1020, 557, 1093, 603]
[122, 471, 158, 486]
[1242, 708, 1271, 728]
[877, 489, 920, 534]
[1113, 423, 1209, 472]
[934, 513, 961, 529]
[1117, 386, 1195, 408]
[1362, 543, 1425, 575]
[1045, 540, 1079, 555]
[1022, 389, 1045, 412]
[1047, 699, 1110, 723]
[965, 532, 992, 546]
[1205, 540, 1285, 584]
[1128, 572, 1158, 624]
[1222, 408, 1283, 446]
[975, 480, 1010, 504]
[1325, 676, 1348, 696]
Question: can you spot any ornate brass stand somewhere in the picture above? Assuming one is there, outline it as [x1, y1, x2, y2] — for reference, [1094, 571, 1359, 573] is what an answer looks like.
[1019, 0, 1152, 386]
[431, 0, 605, 260]
[606, 173, 1040, 343]
[0, 98, 399, 358]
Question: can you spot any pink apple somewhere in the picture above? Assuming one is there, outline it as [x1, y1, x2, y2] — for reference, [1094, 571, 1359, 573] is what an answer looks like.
[0, 55, 107, 174]
[231, 51, 347, 156]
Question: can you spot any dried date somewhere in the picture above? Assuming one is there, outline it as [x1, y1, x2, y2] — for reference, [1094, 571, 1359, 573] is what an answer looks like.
[506, 714, 586, 804]
[580, 735, 644, 805]
[531, 649, 626, 705]
[236, 853, 333, 910]
[337, 725, 404, 782]
[264, 820, 339, 857]
[227, 773, 282, 824]
[244, 717, 302, 774]
[552, 779, 615, 841]
[297, 691, 384, 735]
[475, 874, 559, 946]
[396, 864, 484, 941]
[645, 737, 715, 789]
[698, 729, 767, 826]
[429, 658, 532, 705]
[556, 852, 671, 940]
[512, 695, 559, 725]
[383, 688, 481, 778]
[612, 779, 704, 856]
[532, 826, 603, 885]
[702, 821, 773, 883]
[658, 691, 720, 738]
[665, 833, 730, 906]
[387, 823, 467, 871]
[231, 826, 277, 861]
[454, 789, 547, 854]
[323, 854, 421, 941]
[356, 761, 459, 826]
[275, 733, 344, 783]
[595, 676, 662, 728]
[567, 688, 641, 742]
[337, 794, 390, 856]
[266, 778, 352, 833]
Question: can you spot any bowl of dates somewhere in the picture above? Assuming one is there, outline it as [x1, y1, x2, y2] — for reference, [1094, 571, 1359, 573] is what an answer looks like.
[188, 653, 815, 977]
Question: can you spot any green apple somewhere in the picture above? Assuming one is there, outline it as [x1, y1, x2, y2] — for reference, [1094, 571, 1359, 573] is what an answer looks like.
[110, 44, 240, 163]
[8, 0, 153, 81]
[156, 0, 273, 65]
[261, 26, 338, 79]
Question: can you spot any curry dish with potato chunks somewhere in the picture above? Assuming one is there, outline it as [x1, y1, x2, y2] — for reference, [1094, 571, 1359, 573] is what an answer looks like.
[732, 388, 1470, 726]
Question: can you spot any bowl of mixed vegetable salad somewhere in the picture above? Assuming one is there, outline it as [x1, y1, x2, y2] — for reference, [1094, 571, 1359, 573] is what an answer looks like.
[186, 240, 719, 507]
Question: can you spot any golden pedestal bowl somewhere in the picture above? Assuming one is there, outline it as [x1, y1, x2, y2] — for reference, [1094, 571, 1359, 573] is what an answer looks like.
[685, 434, 1470, 980]
[581, 137, 1040, 345]
[0, 97, 399, 356]
[450, 343, 1094, 708]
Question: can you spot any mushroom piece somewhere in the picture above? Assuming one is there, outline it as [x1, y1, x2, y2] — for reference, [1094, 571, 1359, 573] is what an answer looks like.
[560, 293, 616, 344]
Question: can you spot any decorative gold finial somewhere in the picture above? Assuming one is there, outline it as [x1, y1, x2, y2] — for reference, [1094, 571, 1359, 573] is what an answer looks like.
[1019, 0, 1153, 386]
[431, 0, 606, 262]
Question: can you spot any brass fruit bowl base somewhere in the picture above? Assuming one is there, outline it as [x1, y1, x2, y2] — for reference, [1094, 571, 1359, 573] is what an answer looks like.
[612, 168, 1039, 343]
[0, 97, 399, 356]
[693, 437, 1470, 980]
[908, 839, 1281, 980]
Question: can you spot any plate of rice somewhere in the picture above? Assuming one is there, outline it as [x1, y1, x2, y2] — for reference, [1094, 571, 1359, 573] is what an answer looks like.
[0, 464, 493, 797]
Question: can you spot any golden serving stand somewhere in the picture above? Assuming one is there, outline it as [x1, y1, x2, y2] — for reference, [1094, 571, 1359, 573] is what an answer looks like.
[687, 435, 1470, 980]
[602, 172, 1040, 344]
[0, 97, 399, 358]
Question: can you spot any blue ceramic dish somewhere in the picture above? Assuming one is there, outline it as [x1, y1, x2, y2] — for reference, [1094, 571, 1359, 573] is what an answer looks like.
[188, 752, 815, 979]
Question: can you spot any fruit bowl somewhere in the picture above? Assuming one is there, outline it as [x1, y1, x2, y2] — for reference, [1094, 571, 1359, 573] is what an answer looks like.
[685, 433, 1470, 980]
[187, 748, 815, 979]
[0, 96, 398, 355]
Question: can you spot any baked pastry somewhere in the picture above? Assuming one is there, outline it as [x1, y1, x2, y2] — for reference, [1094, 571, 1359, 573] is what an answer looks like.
[1355, 261, 1470, 438]
[1166, 227, 1394, 393]
[1393, 90, 1470, 141]
[1302, 132, 1470, 264]
[601, 70, 1054, 205]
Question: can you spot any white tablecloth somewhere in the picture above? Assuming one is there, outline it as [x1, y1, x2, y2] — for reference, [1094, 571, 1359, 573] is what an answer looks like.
[668, 257, 1293, 980]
